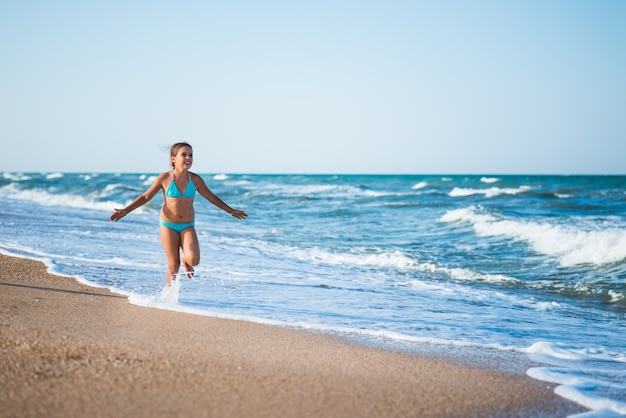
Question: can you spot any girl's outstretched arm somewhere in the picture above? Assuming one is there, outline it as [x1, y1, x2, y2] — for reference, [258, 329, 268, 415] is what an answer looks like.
[193, 174, 248, 220]
[109, 173, 167, 221]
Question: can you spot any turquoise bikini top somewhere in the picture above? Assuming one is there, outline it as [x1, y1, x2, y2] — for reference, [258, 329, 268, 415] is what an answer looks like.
[165, 172, 196, 199]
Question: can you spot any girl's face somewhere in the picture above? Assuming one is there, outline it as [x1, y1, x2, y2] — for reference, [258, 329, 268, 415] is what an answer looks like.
[172, 146, 193, 170]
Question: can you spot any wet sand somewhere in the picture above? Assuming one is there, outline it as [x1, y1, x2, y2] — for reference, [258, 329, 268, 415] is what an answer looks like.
[0, 254, 584, 417]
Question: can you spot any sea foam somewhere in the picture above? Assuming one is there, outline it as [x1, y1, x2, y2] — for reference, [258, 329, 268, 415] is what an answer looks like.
[449, 185, 531, 198]
[480, 177, 500, 184]
[440, 207, 626, 267]
[0, 183, 120, 212]
[526, 342, 626, 417]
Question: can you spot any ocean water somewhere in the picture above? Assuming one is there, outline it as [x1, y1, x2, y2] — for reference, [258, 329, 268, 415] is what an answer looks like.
[1, 172, 625, 416]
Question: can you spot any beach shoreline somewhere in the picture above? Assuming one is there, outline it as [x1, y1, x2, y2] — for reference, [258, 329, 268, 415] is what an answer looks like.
[0, 254, 585, 417]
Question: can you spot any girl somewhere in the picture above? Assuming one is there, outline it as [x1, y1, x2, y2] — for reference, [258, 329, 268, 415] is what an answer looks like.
[110, 142, 247, 285]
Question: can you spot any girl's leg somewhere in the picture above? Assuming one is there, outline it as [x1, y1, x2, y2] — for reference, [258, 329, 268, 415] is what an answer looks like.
[180, 227, 200, 277]
[160, 226, 182, 286]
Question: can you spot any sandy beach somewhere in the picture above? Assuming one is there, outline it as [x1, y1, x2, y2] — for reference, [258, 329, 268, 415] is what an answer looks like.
[0, 254, 583, 417]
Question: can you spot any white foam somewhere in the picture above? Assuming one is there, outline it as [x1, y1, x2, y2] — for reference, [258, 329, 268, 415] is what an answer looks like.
[449, 185, 531, 198]
[232, 238, 420, 271]
[440, 207, 626, 267]
[525, 342, 626, 416]
[103, 183, 125, 194]
[412, 181, 428, 190]
[157, 278, 181, 304]
[142, 175, 157, 186]
[45, 172, 64, 179]
[530, 301, 561, 310]
[213, 173, 229, 181]
[247, 238, 520, 284]
[254, 182, 391, 199]
[607, 291, 623, 303]
[399, 256, 520, 284]
[2, 172, 31, 181]
[439, 206, 496, 224]
[313, 249, 418, 269]
[0, 183, 123, 212]
[480, 177, 501, 184]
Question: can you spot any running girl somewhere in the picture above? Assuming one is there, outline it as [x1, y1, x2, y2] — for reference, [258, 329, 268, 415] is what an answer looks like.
[110, 142, 247, 285]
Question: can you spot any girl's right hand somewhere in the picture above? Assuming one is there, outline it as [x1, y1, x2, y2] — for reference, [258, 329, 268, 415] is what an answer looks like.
[110, 208, 127, 221]
[230, 210, 248, 220]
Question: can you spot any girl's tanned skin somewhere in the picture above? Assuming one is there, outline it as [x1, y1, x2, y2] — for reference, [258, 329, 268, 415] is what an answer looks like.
[110, 142, 247, 285]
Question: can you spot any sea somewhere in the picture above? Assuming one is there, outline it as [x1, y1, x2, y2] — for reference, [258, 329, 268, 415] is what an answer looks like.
[1, 172, 625, 417]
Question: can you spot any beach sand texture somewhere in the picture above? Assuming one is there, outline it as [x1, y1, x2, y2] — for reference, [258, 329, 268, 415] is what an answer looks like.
[0, 254, 583, 417]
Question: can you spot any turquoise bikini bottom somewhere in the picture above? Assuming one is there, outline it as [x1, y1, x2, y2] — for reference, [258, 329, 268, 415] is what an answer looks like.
[159, 220, 195, 233]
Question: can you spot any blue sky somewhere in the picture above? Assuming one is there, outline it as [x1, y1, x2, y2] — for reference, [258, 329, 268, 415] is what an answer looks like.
[1, 1, 624, 174]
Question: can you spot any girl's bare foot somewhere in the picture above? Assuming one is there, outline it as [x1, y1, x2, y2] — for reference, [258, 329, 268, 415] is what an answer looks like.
[183, 262, 195, 279]
[166, 271, 177, 287]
